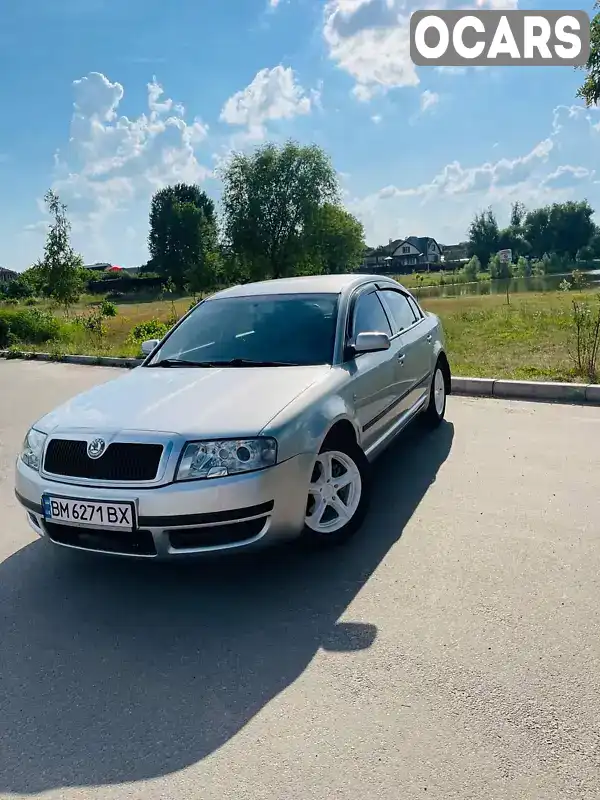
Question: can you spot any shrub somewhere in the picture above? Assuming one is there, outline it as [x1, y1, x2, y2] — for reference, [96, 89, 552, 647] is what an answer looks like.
[0, 308, 63, 344]
[100, 299, 117, 317]
[127, 318, 169, 343]
[0, 316, 10, 347]
[569, 296, 600, 381]
[462, 255, 481, 281]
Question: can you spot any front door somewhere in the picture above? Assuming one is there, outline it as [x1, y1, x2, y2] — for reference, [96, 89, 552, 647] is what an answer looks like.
[346, 289, 398, 450]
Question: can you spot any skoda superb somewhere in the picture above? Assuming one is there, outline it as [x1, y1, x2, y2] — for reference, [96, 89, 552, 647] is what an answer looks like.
[15, 274, 451, 559]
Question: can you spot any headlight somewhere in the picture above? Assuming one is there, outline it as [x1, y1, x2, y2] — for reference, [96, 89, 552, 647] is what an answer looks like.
[176, 438, 277, 481]
[20, 428, 47, 471]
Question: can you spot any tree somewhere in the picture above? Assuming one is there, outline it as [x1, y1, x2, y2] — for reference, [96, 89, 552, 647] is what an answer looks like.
[467, 208, 500, 268]
[149, 183, 217, 290]
[220, 140, 340, 280]
[577, 225, 600, 261]
[577, 2, 600, 106]
[38, 190, 84, 311]
[524, 201, 595, 262]
[510, 201, 527, 228]
[548, 201, 595, 260]
[302, 203, 365, 274]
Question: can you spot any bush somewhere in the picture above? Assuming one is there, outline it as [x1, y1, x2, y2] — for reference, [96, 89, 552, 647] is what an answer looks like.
[100, 299, 117, 317]
[570, 296, 600, 381]
[462, 255, 480, 281]
[0, 308, 63, 344]
[0, 316, 10, 347]
[127, 318, 169, 343]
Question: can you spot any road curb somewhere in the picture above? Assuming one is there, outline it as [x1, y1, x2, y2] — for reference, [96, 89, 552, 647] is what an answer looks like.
[2, 350, 600, 405]
[0, 350, 143, 369]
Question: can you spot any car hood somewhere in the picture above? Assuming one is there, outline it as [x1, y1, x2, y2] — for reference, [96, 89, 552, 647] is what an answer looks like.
[36, 365, 331, 438]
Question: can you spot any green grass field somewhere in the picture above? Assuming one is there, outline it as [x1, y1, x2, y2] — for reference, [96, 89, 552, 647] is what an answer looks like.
[2, 288, 600, 383]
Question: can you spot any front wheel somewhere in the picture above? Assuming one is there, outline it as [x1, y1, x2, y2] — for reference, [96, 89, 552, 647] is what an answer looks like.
[423, 361, 447, 428]
[301, 443, 370, 547]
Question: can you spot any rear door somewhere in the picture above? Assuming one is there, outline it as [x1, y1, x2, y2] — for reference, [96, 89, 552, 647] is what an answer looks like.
[377, 288, 433, 414]
[346, 287, 399, 449]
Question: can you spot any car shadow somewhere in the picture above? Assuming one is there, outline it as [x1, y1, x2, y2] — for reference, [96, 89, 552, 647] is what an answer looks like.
[0, 420, 454, 794]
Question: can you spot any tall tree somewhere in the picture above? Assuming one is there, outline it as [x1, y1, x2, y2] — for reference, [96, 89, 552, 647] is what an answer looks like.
[467, 208, 500, 268]
[524, 201, 595, 261]
[302, 203, 365, 274]
[577, 2, 600, 106]
[39, 190, 84, 311]
[220, 140, 340, 280]
[149, 183, 217, 290]
[548, 200, 595, 260]
[510, 201, 527, 228]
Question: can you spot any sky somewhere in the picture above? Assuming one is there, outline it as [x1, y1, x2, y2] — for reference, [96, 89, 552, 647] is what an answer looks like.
[1, 0, 599, 271]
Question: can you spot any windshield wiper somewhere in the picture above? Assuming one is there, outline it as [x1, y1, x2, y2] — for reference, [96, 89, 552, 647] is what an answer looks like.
[196, 358, 300, 368]
[147, 358, 212, 368]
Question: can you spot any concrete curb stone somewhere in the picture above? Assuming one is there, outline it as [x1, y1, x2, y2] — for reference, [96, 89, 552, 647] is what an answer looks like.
[1, 350, 599, 405]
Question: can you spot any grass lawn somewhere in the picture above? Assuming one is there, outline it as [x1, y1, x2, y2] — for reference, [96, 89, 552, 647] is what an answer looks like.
[396, 271, 489, 289]
[3, 288, 600, 383]
[421, 291, 595, 382]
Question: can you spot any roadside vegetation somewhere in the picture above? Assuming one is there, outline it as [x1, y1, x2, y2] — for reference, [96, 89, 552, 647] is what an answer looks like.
[3, 287, 600, 384]
[2, 139, 600, 383]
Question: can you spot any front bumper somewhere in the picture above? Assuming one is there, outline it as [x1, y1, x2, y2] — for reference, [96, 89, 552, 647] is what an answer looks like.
[15, 453, 314, 559]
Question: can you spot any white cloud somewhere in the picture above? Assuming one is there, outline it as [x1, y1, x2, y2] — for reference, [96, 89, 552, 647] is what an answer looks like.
[420, 90, 439, 113]
[322, 0, 519, 100]
[29, 72, 212, 265]
[220, 66, 313, 138]
[371, 114, 382, 124]
[541, 165, 593, 190]
[349, 104, 599, 246]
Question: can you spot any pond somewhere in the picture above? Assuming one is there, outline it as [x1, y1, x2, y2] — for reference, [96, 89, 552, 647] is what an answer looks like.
[411, 270, 600, 300]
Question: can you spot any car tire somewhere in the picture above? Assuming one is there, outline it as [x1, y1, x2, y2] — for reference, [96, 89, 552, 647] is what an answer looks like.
[301, 440, 371, 548]
[423, 360, 447, 428]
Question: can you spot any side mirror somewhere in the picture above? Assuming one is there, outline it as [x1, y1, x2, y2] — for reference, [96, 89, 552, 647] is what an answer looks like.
[141, 339, 160, 356]
[354, 331, 391, 354]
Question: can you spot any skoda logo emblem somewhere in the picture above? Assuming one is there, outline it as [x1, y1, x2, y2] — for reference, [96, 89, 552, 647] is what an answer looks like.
[87, 438, 107, 459]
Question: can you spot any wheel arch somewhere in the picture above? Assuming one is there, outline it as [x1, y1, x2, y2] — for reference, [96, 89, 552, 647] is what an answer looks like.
[437, 350, 451, 395]
[320, 417, 361, 453]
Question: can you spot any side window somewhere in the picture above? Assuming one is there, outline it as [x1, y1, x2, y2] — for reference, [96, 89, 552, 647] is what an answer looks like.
[352, 292, 392, 338]
[379, 289, 417, 332]
[407, 295, 423, 320]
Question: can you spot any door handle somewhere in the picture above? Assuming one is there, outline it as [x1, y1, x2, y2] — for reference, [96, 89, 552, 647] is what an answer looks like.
[426, 334, 433, 343]
[397, 353, 406, 365]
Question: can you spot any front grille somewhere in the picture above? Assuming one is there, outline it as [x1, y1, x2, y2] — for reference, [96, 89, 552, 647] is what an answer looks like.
[45, 522, 157, 556]
[168, 518, 267, 550]
[44, 439, 163, 482]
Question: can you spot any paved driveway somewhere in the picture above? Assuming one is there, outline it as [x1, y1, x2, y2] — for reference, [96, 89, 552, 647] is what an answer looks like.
[1, 360, 599, 800]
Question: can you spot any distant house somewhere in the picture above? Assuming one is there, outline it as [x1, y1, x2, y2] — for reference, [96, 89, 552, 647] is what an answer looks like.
[360, 236, 443, 274]
[0, 267, 18, 284]
[84, 262, 113, 272]
[441, 242, 469, 264]
[84, 262, 143, 275]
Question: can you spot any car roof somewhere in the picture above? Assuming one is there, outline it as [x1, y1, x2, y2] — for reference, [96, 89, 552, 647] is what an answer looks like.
[208, 273, 407, 300]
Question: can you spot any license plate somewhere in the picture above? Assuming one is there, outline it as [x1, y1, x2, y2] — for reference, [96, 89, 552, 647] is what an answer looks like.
[42, 495, 136, 531]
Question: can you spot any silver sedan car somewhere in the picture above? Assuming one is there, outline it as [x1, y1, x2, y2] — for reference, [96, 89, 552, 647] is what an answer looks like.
[15, 274, 451, 559]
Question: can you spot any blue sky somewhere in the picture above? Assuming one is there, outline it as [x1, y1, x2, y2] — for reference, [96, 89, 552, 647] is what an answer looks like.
[1, 0, 598, 270]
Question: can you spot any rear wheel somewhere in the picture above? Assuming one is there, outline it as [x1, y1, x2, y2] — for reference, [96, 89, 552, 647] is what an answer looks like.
[423, 361, 447, 428]
[301, 442, 370, 547]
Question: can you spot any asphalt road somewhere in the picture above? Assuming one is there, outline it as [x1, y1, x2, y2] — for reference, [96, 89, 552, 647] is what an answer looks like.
[1, 360, 600, 800]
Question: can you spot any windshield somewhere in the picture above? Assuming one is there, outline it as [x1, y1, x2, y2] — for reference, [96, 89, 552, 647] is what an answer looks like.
[147, 293, 340, 367]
